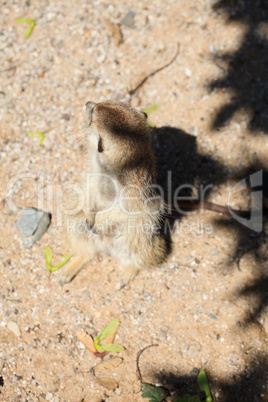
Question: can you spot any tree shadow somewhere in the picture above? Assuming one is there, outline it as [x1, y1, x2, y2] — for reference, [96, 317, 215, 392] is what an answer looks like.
[210, 162, 268, 326]
[151, 126, 228, 250]
[152, 126, 227, 204]
[209, 0, 268, 133]
[205, 0, 268, 328]
[152, 126, 268, 329]
[152, 352, 267, 401]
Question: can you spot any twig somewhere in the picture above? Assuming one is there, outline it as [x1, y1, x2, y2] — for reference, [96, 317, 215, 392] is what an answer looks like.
[236, 243, 259, 271]
[136, 343, 158, 382]
[0, 66, 17, 73]
[129, 43, 180, 96]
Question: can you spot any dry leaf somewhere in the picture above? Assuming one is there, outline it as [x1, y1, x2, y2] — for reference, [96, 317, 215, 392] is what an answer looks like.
[104, 18, 123, 46]
[94, 357, 123, 374]
[95, 376, 118, 390]
[76, 331, 97, 354]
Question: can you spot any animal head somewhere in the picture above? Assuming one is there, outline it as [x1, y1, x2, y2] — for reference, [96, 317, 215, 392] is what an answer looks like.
[85, 101, 152, 170]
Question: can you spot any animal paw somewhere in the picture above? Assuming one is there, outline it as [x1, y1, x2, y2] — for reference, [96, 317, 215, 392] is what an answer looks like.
[120, 265, 139, 287]
[57, 256, 85, 285]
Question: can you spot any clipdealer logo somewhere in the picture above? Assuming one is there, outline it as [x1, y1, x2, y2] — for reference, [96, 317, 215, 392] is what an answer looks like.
[5, 170, 265, 233]
[228, 170, 263, 232]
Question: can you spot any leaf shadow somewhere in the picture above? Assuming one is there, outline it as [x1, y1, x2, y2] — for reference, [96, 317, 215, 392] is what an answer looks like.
[209, 0, 268, 133]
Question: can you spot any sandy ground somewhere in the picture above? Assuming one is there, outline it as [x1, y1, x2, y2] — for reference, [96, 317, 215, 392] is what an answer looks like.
[0, 0, 268, 401]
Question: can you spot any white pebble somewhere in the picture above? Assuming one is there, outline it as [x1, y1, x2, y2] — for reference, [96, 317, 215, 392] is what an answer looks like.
[7, 321, 21, 337]
[46, 392, 53, 400]
[185, 67, 192, 77]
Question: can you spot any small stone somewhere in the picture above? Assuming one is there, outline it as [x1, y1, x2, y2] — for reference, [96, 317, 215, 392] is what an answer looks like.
[207, 313, 217, 321]
[7, 321, 21, 337]
[121, 11, 136, 29]
[143, 292, 151, 298]
[209, 249, 220, 256]
[46, 392, 53, 401]
[61, 113, 70, 121]
[159, 329, 167, 340]
[196, 342, 201, 351]
[17, 207, 51, 249]
[185, 67, 192, 77]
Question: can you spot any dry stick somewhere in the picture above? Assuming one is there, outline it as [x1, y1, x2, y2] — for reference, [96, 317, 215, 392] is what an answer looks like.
[136, 343, 159, 383]
[0, 66, 17, 73]
[174, 200, 251, 218]
[129, 43, 180, 96]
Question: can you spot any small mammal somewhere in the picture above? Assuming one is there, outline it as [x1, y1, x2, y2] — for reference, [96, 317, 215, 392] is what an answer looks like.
[58, 101, 168, 285]
[59, 100, 255, 286]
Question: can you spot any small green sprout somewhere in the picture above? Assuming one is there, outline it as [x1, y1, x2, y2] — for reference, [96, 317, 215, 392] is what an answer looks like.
[197, 370, 213, 402]
[93, 318, 125, 353]
[15, 18, 36, 38]
[27, 132, 45, 145]
[45, 246, 72, 272]
[142, 104, 160, 115]
[142, 104, 160, 127]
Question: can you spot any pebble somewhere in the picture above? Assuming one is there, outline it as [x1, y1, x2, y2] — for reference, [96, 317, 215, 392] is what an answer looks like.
[121, 11, 136, 29]
[209, 249, 220, 256]
[46, 392, 53, 401]
[207, 313, 218, 321]
[185, 67, 192, 77]
[159, 329, 167, 340]
[143, 292, 151, 298]
[7, 321, 21, 337]
[17, 207, 51, 249]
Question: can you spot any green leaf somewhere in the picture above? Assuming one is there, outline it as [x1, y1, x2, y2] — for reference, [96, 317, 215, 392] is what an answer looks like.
[15, 18, 36, 38]
[45, 247, 72, 272]
[56, 252, 72, 269]
[197, 370, 212, 402]
[94, 318, 120, 346]
[27, 131, 45, 145]
[142, 104, 160, 115]
[15, 18, 35, 24]
[142, 104, 160, 128]
[141, 383, 169, 401]
[45, 246, 52, 266]
[95, 343, 125, 352]
[24, 22, 36, 38]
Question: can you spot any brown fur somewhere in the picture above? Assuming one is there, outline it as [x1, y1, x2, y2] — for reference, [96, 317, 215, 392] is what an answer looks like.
[58, 101, 168, 285]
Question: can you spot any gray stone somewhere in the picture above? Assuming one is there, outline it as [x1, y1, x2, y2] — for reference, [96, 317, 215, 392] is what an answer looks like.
[121, 11, 136, 29]
[17, 207, 51, 248]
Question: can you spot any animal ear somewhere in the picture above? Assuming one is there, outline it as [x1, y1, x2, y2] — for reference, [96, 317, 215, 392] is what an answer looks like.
[143, 112, 148, 119]
[98, 136, 103, 153]
[86, 101, 96, 120]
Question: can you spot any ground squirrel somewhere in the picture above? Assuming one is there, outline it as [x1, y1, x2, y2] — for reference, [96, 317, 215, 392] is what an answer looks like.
[58, 101, 168, 285]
